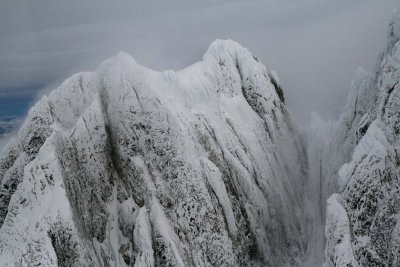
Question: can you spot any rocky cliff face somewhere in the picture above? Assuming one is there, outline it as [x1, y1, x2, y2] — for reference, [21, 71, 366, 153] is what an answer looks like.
[2, 8, 400, 266]
[323, 9, 400, 267]
[0, 40, 309, 266]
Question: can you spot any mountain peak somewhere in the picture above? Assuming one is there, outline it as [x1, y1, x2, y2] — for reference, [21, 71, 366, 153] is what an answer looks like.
[0, 40, 306, 266]
[204, 39, 252, 61]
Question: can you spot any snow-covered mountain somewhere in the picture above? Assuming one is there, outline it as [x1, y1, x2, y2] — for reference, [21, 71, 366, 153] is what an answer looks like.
[323, 9, 400, 266]
[1, 7, 400, 266]
[0, 40, 309, 266]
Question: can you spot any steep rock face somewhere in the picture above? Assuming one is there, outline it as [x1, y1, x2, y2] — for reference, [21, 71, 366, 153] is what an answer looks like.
[324, 9, 400, 266]
[0, 40, 308, 266]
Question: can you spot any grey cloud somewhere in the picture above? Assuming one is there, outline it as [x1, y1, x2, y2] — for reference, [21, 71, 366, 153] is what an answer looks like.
[0, 0, 399, 124]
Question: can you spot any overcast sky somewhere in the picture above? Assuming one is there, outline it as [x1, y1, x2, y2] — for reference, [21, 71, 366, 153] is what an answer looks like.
[0, 0, 399, 126]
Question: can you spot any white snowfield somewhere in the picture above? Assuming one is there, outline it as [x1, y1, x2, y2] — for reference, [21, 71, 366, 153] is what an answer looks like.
[0, 40, 309, 266]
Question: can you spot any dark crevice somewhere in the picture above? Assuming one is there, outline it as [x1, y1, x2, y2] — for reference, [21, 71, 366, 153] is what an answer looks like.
[268, 72, 285, 103]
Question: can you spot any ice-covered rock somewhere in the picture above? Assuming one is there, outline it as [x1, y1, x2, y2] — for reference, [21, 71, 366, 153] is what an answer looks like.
[0, 40, 308, 266]
[323, 9, 400, 266]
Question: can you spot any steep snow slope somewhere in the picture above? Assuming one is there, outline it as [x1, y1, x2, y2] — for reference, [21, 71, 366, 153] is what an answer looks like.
[324, 9, 400, 266]
[0, 40, 309, 266]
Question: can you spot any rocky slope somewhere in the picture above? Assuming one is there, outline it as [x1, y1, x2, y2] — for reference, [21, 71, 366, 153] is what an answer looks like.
[3, 8, 400, 266]
[0, 40, 309, 266]
[323, 8, 400, 267]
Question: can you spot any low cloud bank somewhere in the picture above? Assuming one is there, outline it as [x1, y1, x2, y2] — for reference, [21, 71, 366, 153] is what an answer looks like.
[0, 0, 398, 130]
